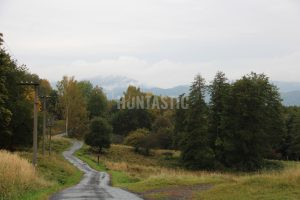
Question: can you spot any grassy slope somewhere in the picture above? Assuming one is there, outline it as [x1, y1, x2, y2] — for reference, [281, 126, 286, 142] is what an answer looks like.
[16, 135, 82, 200]
[195, 161, 300, 200]
[75, 144, 300, 200]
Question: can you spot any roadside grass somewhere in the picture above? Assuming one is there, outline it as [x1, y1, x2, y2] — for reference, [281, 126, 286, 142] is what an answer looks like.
[0, 135, 82, 200]
[76, 144, 300, 200]
[0, 150, 48, 200]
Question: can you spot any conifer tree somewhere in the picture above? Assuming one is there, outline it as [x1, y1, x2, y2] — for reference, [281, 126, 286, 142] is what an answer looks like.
[208, 71, 231, 163]
[181, 74, 215, 169]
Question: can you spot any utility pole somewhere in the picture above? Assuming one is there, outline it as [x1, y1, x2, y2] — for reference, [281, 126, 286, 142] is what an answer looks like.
[65, 106, 68, 137]
[18, 81, 40, 166]
[40, 96, 50, 156]
[48, 117, 54, 155]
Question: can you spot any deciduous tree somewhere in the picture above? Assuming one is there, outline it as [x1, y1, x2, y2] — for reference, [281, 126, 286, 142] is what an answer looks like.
[221, 73, 285, 170]
[85, 117, 112, 163]
[57, 76, 88, 138]
[87, 86, 108, 118]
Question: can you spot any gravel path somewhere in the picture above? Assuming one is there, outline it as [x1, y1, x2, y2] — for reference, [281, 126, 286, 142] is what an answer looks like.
[50, 140, 143, 200]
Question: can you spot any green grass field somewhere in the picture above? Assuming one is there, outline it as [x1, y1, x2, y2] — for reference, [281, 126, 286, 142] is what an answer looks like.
[0, 135, 82, 200]
[75, 144, 300, 200]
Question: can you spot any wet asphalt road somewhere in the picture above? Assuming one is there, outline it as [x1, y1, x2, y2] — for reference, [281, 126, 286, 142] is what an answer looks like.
[50, 141, 143, 200]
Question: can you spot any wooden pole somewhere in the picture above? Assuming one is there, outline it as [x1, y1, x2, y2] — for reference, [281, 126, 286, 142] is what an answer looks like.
[49, 125, 52, 155]
[33, 85, 38, 166]
[42, 99, 46, 155]
[65, 107, 69, 136]
[18, 81, 40, 166]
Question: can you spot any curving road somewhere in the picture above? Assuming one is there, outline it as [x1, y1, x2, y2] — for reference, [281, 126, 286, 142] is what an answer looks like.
[50, 141, 143, 200]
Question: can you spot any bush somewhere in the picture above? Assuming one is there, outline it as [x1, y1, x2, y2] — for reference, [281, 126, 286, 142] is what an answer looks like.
[124, 128, 154, 155]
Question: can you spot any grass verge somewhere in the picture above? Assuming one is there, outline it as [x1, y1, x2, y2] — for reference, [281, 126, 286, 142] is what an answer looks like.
[0, 135, 83, 200]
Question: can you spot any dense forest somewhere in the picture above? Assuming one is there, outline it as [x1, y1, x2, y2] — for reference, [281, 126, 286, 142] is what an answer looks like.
[1, 33, 300, 172]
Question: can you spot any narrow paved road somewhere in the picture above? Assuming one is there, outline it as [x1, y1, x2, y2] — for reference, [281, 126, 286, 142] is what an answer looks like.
[50, 141, 143, 200]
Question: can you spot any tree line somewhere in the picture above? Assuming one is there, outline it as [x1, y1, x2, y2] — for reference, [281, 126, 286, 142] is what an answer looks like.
[113, 72, 300, 171]
[0, 34, 53, 149]
[176, 72, 286, 170]
[1, 33, 300, 171]
[107, 73, 300, 171]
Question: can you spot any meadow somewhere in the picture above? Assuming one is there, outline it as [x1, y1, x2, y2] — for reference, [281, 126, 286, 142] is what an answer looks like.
[76, 144, 300, 200]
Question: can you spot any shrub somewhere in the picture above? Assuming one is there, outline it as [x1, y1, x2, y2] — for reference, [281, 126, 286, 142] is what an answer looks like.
[124, 128, 154, 155]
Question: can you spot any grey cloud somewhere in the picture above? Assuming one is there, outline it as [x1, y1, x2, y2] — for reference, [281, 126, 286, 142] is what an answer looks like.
[0, 0, 299, 87]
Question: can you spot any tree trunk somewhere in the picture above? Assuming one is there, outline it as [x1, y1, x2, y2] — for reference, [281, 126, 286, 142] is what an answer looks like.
[97, 147, 102, 165]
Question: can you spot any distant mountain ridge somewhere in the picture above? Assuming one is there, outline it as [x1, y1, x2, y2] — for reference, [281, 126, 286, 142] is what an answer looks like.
[89, 75, 139, 90]
[271, 81, 300, 93]
[281, 90, 300, 106]
[141, 85, 190, 97]
[86, 76, 300, 106]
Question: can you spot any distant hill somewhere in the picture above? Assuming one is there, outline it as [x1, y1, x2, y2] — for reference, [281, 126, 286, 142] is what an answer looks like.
[281, 90, 300, 106]
[89, 75, 139, 90]
[85, 76, 300, 105]
[141, 85, 189, 97]
[272, 81, 300, 93]
[88, 76, 190, 99]
[104, 85, 190, 99]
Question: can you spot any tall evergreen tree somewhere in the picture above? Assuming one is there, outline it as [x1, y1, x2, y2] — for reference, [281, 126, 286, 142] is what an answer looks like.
[181, 74, 215, 169]
[173, 94, 188, 149]
[208, 72, 230, 163]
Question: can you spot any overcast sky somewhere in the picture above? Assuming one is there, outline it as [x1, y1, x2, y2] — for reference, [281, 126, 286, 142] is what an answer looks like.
[1, 0, 300, 88]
